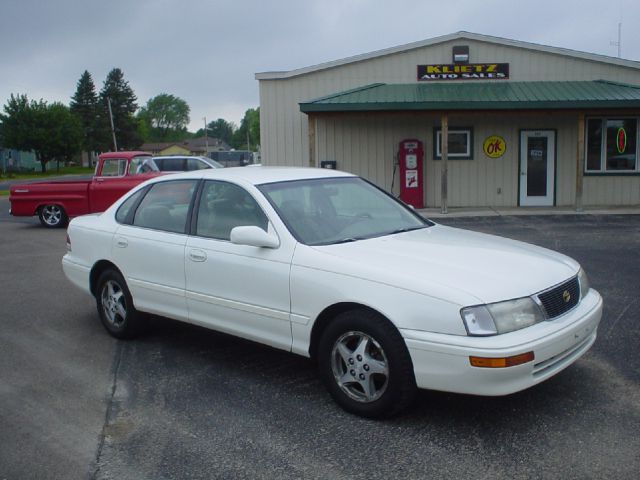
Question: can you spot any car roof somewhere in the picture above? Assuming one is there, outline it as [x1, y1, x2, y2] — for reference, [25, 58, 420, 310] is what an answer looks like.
[99, 151, 151, 159]
[153, 155, 207, 159]
[152, 155, 223, 169]
[157, 166, 355, 185]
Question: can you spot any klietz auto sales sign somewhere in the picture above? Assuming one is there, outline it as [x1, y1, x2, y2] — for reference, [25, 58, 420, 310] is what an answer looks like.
[417, 63, 509, 81]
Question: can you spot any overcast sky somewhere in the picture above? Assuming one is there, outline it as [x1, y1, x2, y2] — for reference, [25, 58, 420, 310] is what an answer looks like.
[1, 0, 638, 132]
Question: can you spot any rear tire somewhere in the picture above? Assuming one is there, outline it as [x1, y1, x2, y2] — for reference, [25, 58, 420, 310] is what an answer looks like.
[317, 309, 417, 418]
[95, 269, 145, 339]
[38, 204, 68, 228]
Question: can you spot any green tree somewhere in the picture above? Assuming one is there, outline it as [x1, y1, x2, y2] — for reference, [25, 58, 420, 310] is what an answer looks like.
[0, 94, 33, 151]
[231, 107, 260, 150]
[209, 118, 235, 145]
[48, 103, 83, 166]
[98, 68, 140, 150]
[0, 94, 82, 172]
[193, 118, 236, 145]
[70, 70, 102, 153]
[138, 93, 190, 142]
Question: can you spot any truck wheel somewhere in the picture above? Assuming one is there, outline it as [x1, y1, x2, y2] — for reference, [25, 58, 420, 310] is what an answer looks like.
[38, 204, 68, 228]
[317, 309, 417, 418]
[96, 269, 146, 339]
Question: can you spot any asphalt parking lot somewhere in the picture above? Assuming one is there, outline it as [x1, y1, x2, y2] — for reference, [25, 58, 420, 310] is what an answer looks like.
[1, 198, 639, 480]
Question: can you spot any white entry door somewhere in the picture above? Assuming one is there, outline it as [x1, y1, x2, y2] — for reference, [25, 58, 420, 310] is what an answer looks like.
[519, 130, 555, 206]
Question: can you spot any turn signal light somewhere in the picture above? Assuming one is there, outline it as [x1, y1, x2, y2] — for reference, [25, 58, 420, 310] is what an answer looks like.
[469, 351, 534, 368]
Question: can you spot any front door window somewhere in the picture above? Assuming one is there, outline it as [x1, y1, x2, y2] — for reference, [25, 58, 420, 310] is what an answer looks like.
[520, 131, 555, 206]
[526, 136, 548, 197]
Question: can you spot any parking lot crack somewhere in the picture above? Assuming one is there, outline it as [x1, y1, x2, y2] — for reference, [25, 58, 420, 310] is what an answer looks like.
[604, 297, 638, 339]
[89, 341, 124, 480]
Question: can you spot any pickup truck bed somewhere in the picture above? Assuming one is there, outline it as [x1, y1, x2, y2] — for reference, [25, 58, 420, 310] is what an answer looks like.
[10, 180, 93, 218]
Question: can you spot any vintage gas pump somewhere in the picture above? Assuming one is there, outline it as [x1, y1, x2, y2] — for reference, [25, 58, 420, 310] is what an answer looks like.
[398, 139, 424, 208]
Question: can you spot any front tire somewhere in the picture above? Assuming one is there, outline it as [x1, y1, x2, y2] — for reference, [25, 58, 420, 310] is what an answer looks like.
[38, 204, 68, 228]
[95, 269, 145, 339]
[317, 309, 417, 418]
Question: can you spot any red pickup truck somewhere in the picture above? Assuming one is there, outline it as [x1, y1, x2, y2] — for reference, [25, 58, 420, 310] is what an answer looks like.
[9, 151, 162, 228]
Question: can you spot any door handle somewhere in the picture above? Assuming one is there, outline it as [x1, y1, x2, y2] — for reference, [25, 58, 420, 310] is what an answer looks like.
[188, 249, 207, 262]
[115, 237, 128, 248]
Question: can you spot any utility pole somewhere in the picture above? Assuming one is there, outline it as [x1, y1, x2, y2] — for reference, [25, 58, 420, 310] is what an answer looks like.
[617, 22, 622, 58]
[611, 22, 622, 58]
[107, 97, 118, 151]
[203, 117, 209, 156]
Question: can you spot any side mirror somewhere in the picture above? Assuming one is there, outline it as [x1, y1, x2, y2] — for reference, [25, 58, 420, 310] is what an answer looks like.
[230, 226, 280, 249]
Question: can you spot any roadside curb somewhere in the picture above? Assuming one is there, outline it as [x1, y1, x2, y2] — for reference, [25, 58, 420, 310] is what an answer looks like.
[419, 206, 640, 218]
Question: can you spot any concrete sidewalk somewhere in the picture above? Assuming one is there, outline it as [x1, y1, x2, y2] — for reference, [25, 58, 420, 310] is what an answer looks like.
[419, 205, 640, 218]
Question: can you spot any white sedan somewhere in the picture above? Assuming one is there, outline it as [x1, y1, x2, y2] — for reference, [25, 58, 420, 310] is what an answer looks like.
[62, 167, 602, 417]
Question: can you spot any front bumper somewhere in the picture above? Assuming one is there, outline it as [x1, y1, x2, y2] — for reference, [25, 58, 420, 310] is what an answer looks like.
[401, 289, 603, 396]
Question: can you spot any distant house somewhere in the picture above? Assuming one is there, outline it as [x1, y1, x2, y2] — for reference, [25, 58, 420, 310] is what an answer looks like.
[0, 148, 39, 173]
[139, 137, 230, 157]
[139, 142, 191, 156]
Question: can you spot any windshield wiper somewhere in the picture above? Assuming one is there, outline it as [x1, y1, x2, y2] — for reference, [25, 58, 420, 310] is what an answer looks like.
[333, 237, 361, 244]
[388, 226, 427, 235]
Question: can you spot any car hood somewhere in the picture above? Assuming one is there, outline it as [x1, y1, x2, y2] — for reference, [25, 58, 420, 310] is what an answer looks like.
[308, 224, 578, 305]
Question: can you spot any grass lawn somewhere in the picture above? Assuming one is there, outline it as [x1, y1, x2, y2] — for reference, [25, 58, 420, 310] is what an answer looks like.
[0, 165, 94, 181]
[0, 190, 8, 196]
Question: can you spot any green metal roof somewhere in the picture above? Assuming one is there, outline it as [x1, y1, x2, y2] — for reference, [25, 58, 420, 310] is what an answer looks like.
[299, 81, 640, 113]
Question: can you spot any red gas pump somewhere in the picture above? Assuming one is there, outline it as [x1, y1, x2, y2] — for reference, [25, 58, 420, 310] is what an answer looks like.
[398, 139, 424, 208]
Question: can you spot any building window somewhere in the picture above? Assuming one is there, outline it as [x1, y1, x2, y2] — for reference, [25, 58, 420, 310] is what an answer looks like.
[433, 128, 473, 160]
[585, 117, 638, 173]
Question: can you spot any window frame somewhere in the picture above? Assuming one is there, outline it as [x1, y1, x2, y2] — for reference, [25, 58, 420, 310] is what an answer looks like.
[193, 180, 270, 241]
[584, 116, 640, 175]
[98, 158, 127, 177]
[433, 127, 474, 160]
[115, 186, 150, 225]
[123, 179, 200, 234]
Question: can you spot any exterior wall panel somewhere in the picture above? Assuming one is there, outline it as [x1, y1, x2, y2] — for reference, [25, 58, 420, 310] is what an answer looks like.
[583, 177, 640, 205]
[314, 113, 596, 208]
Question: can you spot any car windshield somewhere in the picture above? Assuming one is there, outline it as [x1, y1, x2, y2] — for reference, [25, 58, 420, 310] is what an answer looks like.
[258, 177, 431, 246]
[201, 157, 224, 168]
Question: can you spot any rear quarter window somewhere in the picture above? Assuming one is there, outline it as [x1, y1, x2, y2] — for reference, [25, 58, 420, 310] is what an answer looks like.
[115, 188, 147, 224]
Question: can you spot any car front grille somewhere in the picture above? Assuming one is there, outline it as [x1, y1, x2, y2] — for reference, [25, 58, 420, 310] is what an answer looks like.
[536, 276, 580, 319]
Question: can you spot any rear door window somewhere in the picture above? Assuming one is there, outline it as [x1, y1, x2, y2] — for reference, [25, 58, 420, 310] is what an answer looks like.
[132, 180, 198, 233]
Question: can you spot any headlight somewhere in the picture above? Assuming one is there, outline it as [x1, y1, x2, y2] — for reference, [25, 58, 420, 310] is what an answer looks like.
[578, 268, 590, 300]
[461, 305, 496, 336]
[462, 297, 545, 336]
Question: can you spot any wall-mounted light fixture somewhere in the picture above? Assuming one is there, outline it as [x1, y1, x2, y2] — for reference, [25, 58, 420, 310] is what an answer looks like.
[453, 45, 469, 64]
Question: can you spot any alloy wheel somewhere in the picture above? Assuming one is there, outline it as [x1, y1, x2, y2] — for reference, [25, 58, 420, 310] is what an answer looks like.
[41, 205, 62, 226]
[101, 280, 127, 329]
[331, 331, 389, 403]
